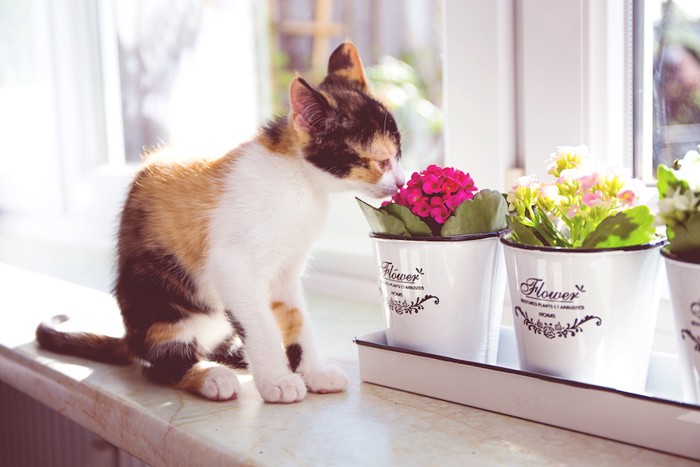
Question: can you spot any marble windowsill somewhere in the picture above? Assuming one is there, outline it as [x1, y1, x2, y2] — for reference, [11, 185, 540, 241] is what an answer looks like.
[0, 263, 697, 466]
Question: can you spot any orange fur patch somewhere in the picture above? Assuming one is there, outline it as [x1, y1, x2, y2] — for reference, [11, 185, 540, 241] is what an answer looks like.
[350, 136, 398, 162]
[271, 301, 304, 347]
[346, 134, 399, 184]
[146, 322, 184, 345]
[258, 119, 299, 156]
[348, 164, 382, 184]
[133, 147, 240, 272]
[175, 363, 214, 393]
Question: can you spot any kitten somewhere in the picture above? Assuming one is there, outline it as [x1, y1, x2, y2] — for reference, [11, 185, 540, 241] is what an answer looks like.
[36, 42, 404, 403]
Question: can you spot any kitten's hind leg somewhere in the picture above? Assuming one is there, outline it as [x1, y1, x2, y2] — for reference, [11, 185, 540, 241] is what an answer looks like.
[143, 340, 241, 401]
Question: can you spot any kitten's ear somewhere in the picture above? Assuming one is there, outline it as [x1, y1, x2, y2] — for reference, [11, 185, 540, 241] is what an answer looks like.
[327, 42, 369, 92]
[289, 76, 331, 135]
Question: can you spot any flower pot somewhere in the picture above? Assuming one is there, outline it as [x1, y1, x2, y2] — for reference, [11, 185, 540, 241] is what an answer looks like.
[371, 231, 506, 363]
[501, 236, 664, 392]
[662, 250, 700, 404]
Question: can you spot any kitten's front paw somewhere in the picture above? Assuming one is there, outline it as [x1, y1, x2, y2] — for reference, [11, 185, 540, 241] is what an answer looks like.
[258, 373, 307, 403]
[303, 365, 348, 394]
[199, 366, 241, 401]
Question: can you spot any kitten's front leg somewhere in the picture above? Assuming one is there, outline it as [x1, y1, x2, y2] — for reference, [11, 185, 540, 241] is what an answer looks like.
[272, 275, 348, 394]
[213, 274, 307, 403]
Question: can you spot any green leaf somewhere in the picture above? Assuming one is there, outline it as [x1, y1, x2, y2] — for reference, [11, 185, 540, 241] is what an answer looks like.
[380, 203, 432, 237]
[440, 189, 508, 236]
[657, 164, 688, 199]
[581, 205, 656, 248]
[668, 212, 700, 256]
[506, 216, 544, 246]
[355, 197, 409, 236]
[533, 207, 571, 247]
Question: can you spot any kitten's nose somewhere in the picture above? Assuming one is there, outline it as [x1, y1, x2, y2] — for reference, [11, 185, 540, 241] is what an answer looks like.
[393, 167, 405, 188]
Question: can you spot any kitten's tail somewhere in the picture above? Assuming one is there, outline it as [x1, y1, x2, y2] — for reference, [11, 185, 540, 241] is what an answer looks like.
[35, 315, 132, 365]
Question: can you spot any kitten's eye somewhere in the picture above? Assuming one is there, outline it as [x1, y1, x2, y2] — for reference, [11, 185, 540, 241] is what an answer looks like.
[377, 159, 391, 171]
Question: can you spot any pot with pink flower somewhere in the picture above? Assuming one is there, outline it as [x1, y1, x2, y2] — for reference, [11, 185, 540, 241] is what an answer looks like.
[357, 165, 508, 363]
[657, 147, 700, 404]
[503, 145, 663, 393]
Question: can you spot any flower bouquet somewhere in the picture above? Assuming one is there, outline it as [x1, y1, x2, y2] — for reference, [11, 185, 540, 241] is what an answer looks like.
[501, 145, 663, 392]
[356, 165, 507, 363]
[506, 145, 656, 248]
[357, 165, 507, 237]
[657, 147, 700, 404]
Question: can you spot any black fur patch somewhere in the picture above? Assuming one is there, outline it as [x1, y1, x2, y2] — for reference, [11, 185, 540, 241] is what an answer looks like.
[209, 337, 248, 369]
[143, 341, 198, 385]
[115, 247, 211, 357]
[286, 343, 303, 373]
[225, 309, 246, 341]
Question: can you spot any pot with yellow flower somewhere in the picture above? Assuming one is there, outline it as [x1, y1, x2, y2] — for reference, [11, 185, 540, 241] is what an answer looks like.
[657, 147, 700, 404]
[357, 165, 508, 363]
[502, 145, 663, 393]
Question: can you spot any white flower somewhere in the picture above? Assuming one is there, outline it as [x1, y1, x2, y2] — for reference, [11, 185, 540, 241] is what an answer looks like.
[656, 186, 700, 226]
[675, 150, 700, 192]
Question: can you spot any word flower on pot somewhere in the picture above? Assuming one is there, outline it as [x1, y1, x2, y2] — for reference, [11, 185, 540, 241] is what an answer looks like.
[657, 147, 700, 403]
[357, 166, 508, 363]
[502, 145, 664, 392]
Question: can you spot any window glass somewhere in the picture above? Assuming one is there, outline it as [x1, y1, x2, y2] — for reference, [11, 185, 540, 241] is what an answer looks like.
[112, 0, 261, 161]
[652, 0, 700, 171]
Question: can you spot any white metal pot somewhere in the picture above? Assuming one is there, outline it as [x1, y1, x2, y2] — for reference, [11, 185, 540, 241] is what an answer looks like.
[501, 236, 664, 393]
[371, 231, 506, 363]
[662, 250, 700, 404]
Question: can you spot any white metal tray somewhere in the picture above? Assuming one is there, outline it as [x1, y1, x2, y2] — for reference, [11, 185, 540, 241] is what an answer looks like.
[355, 328, 700, 461]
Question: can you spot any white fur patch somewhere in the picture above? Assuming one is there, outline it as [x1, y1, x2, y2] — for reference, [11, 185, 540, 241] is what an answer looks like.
[177, 311, 232, 355]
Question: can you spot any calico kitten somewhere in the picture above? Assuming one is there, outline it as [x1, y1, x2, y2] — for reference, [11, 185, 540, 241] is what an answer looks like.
[36, 42, 404, 403]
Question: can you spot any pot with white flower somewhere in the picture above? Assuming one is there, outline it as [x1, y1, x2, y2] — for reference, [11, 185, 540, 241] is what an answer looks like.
[357, 165, 508, 363]
[502, 145, 663, 393]
[657, 147, 700, 404]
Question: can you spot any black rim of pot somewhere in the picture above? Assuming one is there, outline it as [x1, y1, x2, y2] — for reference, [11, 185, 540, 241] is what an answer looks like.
[660, 245, 700, 264]
[500, 233, 667, 253]
[369, 228, 509, 242]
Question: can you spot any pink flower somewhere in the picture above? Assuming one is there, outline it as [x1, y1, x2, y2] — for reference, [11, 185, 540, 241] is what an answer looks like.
[441, 167, 455, 178]
[441, 177, 460, 194]
[581, 190, 605, 207]
[429, 195, 444, 207]
[445, 191, 468, 210]
[422, 174, 442, 194]
[566, 204, 580, 218]
[412, 198, 432, 217]
[405, 188, 423, 205]
[617, 190, 636, 207]
[425, 165, 442, 175]
[577, 172, 599, 192]
[430, 205, 451, 224]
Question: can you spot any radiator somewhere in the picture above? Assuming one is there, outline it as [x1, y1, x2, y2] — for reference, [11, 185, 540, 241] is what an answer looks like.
[0, 381, 148, 467]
